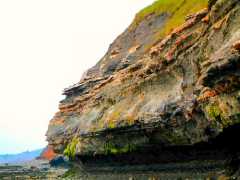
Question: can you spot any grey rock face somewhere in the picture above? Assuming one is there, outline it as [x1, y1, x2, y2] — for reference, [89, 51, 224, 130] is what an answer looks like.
[46, 0, 240, 159]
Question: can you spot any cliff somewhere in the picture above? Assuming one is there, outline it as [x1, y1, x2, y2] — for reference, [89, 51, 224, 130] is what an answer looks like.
[46, 0, 240, 175]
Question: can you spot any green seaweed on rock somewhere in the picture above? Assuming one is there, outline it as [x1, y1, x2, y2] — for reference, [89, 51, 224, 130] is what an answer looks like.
[205, 102, 234, 128]
[206, 104, 222, 121]
[64, 137, 79, 159]
[104, 142, 137, 155]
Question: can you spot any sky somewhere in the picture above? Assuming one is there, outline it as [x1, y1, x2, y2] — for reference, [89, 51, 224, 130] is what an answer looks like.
[0, 0, 154, 154]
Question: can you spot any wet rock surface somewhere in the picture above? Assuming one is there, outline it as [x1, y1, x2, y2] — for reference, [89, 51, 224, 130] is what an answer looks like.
[62, 161, 227, 180]
[0, 160, 67, 179]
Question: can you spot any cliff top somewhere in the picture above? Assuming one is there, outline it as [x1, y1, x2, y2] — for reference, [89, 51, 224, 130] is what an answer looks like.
[131, 0, 208, 36]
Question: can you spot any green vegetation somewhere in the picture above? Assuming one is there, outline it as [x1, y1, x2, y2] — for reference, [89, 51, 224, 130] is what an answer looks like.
[104, 142, 137, 155]
[108, 119, 117, 129]
[62, 167, 79, 178]
[63, 137, 79, 160]
[205, 103, 232, 127]
[131, 0, 208, 36]
[107, 111, 121, 129]
[206, 104, 222, 120]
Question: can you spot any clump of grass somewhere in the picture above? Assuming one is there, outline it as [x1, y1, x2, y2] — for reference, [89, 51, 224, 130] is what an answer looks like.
[131, 0, 208, 37]
[132, 0, 184, 28]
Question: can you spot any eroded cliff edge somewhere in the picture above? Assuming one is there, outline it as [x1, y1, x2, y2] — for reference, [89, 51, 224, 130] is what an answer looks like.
[46, 0, 240, 173]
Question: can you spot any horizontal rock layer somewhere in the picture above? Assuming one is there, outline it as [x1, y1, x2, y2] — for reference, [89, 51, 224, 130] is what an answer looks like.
[46, 0, 240, 159]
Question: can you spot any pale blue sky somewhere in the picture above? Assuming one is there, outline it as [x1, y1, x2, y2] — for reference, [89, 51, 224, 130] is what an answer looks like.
[0, 0, 154, 154]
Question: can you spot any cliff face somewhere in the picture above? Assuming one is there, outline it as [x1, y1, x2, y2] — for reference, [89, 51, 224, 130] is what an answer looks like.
[46, 0, 240, 161]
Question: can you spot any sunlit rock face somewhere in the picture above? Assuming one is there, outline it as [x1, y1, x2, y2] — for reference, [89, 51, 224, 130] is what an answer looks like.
[39, 146, 57, 161]
[46, 0, 240, 158]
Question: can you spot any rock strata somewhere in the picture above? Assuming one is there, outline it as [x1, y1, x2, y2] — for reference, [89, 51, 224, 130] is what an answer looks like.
[46, 0, 240, 175]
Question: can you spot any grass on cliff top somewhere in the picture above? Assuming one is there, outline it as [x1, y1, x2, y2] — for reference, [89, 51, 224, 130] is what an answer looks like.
[131, 0, 208, 36]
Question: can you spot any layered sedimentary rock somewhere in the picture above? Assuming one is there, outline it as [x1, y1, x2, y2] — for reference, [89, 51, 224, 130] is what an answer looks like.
[46, 0, 240, 161]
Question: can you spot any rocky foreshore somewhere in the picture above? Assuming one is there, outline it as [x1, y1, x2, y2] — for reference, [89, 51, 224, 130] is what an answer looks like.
[0, 158, 239, 179]
[0, 160, 229, 179]
[0, 160, 67, 179]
